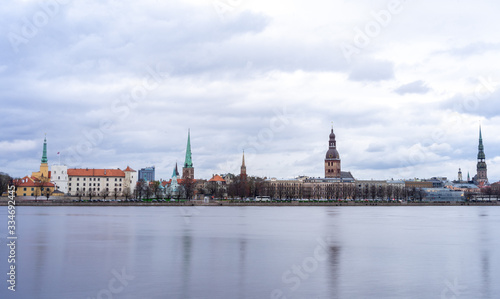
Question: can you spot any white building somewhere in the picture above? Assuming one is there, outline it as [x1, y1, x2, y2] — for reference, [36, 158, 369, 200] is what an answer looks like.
[66, 166, 137, 196]
[51, 164, 69, 194]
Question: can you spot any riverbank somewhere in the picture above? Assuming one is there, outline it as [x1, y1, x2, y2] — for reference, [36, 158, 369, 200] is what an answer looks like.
[1, 199, 499, 206]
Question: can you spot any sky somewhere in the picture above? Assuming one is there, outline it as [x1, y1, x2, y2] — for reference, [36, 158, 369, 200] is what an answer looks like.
[1, 0, 500, 182]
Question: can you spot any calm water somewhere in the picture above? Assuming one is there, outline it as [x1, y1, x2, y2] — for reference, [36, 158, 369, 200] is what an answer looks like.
[0, 206, 499, 299]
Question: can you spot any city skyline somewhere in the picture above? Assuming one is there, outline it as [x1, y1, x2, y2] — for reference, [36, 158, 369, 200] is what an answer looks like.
[2, 125, 494, 184]
[2, 1, 500, 181]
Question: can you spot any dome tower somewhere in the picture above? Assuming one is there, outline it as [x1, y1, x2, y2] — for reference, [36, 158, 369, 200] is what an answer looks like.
[325, 126, 341, 178]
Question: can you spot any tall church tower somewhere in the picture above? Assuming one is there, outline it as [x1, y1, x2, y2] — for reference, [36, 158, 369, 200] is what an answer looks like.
[33, 135, 49, 180]
[240, 150, 247, 180]
[325, 126, 341, 178]
[476, 126, 488, 185]
[182, 129, 194, 180]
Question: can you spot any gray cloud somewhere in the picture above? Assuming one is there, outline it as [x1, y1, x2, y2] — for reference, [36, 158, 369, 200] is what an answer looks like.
[394, 80, 430, 95]
[348, 59, 394, 82]
[2, 0, 500, 182]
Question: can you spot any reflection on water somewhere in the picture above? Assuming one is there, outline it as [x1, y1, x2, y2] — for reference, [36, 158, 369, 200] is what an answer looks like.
[0, 206, 499, 299]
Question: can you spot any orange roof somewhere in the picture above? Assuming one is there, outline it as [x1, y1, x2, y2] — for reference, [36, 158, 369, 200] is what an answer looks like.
[164, 178, 197, 184]
[68, 168, 125, 177]
[124, 166, 136, 172]
[209, 175, 225, 182]
[15, 176, 54, 187]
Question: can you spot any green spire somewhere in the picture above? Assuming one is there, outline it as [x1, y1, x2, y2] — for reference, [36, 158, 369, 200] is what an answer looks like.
[41, 135, 48, 164]
[184, 129, 193, 168]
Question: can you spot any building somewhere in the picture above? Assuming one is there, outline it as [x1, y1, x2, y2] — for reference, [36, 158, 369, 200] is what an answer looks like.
[264, 126, 356, 199]
[325, 126, 341, 178]
[67, 167, 136, 196]
[166, 163, 184, 199]
[12, 136, 56, 198]
[182, 129, 194, 180]
[474, 126, 488, 185]
[51, 164, 69, 194]
[14, 176, 55, 198]
[124, 166, 138, 194]
[423, 188, 464, 202]
[138, 166, 155, 182]
[32, 135, 50, 180]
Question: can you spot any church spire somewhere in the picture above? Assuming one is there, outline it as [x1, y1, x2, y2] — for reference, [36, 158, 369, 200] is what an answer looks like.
[242, 150, 246, 167]
[41, 134, 48, 164]
[476, 125, 488, 184]
[240, 150, 247, 178]
[182, 129, 195, 180]
[172, 162, 179, 178]
[184, 129, 193, 168]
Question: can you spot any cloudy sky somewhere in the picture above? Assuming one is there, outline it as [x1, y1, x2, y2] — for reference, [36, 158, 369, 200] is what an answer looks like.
[1, 0, 500, 182]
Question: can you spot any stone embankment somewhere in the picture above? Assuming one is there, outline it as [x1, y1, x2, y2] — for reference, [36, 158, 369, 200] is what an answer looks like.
[1, 199, 498, 207]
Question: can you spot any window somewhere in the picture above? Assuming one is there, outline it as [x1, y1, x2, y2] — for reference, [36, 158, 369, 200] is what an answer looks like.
[58, 176, 60, 180]
[119, 178, 122, 182]
[115, 178, 117, 181]
[83, 183, 86, 186]
[31, 187, 34, 191]
[77, 178, 80, 181]
[83, 178, 86, 181]
[23, 193, 26, 196]
[106, 183, 109, 186]
[94, 178, 96, 181]
[98, 178, 100, 181]
[77, 188, 79, 191]
[107, 178, 109, 181]
[69, 188, 71, 191]
[54, 171, 56, 174]
[77, 183, 79, 186]
[23, 187, 26, 191]
[69, 183, 71, 186]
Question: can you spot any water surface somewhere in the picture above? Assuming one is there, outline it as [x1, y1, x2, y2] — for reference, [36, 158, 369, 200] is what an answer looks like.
[0, 206, 499, 298]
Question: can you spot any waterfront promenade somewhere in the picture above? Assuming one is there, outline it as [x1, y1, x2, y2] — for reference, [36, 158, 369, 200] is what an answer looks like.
[1, 199, 498, 207]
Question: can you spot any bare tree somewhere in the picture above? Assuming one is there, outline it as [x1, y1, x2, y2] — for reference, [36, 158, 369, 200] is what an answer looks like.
[180, 178, 196, 200]
[76, 189, 84, 201]
[123, 188, 132, 201]
[113, 188, 120, 200]
[33, 179, 44, 202]
[100, 189, 109, 200]
[87, 189, 95, 201]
